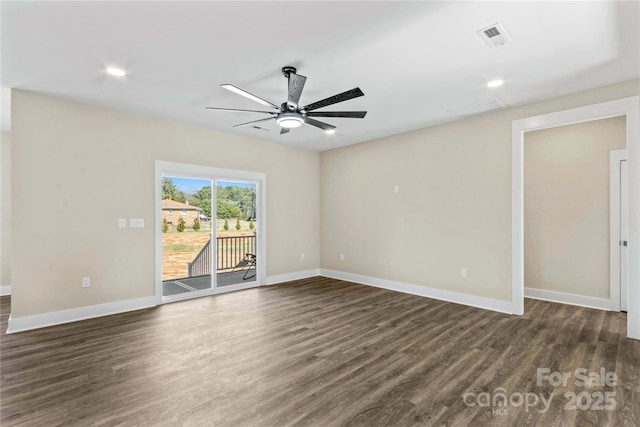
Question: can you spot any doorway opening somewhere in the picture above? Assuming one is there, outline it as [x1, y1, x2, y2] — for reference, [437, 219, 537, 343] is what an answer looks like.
[512, 95, 640, 340]
[522, 117, 626, 311]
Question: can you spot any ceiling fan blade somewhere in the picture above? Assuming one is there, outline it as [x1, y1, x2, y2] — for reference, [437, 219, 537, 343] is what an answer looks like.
[221, 84, 280, 110]
[288, 73, 307, 108]
[304, 118, 336, 131]
[206, 107, 277, 114]
[306, 111, 367, 118]
[280, 128, 291, 135]
[302, 87, 364, 112]
[233, 117, 276, 128]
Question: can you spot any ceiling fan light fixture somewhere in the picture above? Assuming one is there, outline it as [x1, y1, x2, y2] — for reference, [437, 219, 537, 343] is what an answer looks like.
[325, 129, 335, 135]
[276, 113, 304, 128]
[487, 79, 504, 88]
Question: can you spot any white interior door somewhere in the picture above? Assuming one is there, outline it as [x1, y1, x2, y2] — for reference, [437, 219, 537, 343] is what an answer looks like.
[621, 159, 628, 312]
[610, 150, 628, 312]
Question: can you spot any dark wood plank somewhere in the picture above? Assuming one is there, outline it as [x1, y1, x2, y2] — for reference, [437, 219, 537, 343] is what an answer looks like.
[1, 277, 639, 426]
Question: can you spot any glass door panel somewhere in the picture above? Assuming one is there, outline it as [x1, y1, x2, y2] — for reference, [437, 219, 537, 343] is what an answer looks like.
[161, 176, 214, 297]
[215, 180, 257, 287]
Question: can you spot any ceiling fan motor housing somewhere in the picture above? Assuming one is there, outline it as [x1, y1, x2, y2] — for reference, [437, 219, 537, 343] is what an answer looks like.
[282, 102, 296, 112]
[282, 66, 297, 77]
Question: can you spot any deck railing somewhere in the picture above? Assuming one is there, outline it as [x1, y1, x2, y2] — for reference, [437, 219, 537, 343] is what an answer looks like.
[187, 239, 211, 277]
[187, 234, 256, 277]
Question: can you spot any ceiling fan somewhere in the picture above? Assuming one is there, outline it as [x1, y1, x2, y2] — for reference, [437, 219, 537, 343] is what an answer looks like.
[206, 66, 367, 134]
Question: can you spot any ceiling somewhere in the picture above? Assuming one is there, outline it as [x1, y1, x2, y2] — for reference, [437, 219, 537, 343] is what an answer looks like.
[2, 1, 638, 151]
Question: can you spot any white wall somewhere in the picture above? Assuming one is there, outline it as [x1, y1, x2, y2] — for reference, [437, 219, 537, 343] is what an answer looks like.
[524, 117, 626, 299]
[8, 79, 640, 323]
[1, 131, 11, 293]
[320, 79, 639, 303]
[10, 90, 320, 318]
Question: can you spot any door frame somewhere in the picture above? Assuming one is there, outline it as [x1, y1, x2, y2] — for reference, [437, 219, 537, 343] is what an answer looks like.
[512, 95, 640, 340]
[154, 161, 267, 304]
[610, 149, 627, 312]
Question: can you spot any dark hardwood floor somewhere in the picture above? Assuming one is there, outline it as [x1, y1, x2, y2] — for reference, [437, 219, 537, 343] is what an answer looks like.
[1, 277, 639, 426]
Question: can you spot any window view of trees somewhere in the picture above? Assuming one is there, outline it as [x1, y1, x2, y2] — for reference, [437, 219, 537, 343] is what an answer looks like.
[162, 177, 186, 203]
[191, 186, 212, 218]
[216, 185, 256, 220]
[162, 178, 256, 221]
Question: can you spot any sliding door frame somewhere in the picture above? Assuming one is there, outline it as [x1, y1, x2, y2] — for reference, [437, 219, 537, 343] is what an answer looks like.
[154, 161, 267, 304]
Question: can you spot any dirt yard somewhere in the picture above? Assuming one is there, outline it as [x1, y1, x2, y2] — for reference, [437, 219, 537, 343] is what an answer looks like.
[162, 230, 256, 281]
[162, 232, 211, 280]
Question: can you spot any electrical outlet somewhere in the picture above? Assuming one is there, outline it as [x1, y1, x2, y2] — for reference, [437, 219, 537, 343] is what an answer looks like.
[300, 253, 305, 261]
[394, 185, 400, 194]
[460, 268, 468, 279]
[82, 277, 91, 288]
[340, 254, 345, 261]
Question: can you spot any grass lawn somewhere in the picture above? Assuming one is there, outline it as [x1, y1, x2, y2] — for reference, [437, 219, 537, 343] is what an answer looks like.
[163, 243, 204, 254]
[214, 219, 256, 233]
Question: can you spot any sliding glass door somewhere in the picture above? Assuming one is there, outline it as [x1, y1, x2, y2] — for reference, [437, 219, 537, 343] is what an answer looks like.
[156, 162, 265, 304]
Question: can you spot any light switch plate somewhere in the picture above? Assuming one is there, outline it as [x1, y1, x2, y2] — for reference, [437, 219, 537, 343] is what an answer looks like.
[130, 219, 145, 228]
[118, 219, 126, 228]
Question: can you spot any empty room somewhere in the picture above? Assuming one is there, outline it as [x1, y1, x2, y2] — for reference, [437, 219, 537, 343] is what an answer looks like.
[1, 1, 639, 426]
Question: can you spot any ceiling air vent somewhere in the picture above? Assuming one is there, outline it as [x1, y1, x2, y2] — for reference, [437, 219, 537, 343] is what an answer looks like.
[477, 22, 511, 48]
[448, 99, 506, 117]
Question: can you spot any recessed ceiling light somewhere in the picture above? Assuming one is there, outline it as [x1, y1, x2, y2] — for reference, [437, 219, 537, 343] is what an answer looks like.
[325, 129, 335, 135]
[487, 79, 504, 88]
[106, 67, 126, 77]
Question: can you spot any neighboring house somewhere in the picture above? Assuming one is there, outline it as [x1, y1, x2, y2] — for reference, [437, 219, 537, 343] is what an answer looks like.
[162, 198, 201, 225]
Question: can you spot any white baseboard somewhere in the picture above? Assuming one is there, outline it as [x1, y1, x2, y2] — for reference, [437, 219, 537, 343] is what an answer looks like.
[0, 285, 11, 296]
[320, 269, 513, 314]
[6, 296, 157, 334]
[524, 287, 611, 311]
[266, 269, 321, 286]
[6, 269, 321, 333]
[5, 268, 515, 333]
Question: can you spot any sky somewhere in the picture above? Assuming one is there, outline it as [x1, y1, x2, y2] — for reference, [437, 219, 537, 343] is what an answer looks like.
[167, 177, 255, 194]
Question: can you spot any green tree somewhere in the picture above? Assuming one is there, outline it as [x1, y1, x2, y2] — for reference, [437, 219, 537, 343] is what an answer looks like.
[190, 186, 212, 218]
[192, 217, 200, 231]
[177, 217, 185, 232]
[162, 217, 169, 233]
[217, 185, 256, 219]
[223, 218, 229, 231]
[235, 218, 241, 231]
[216, 199, 242, 219]
[162, 177, 186, 203]
[249, 218, 255, 230]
